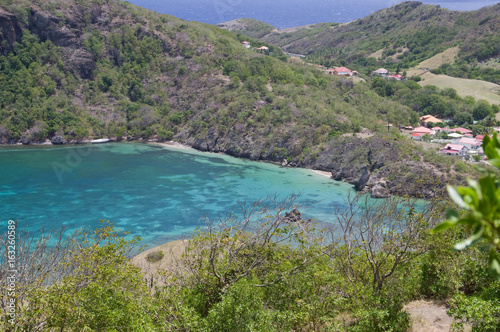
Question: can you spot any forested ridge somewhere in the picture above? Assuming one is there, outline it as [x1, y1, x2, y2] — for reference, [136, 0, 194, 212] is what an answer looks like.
[0, 0, 414, 143]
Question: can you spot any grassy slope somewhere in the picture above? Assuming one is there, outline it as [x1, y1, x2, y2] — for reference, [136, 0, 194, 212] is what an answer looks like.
[216, 18, 276, 39]
[418, 72, 500, 105]
[404, 47, 500, 105]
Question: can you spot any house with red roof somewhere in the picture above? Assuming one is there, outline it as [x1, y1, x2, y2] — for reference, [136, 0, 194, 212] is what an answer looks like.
[420, 115, 443, 125]
[387, 74, 403, 81]
[334, 67, 352, 76]
[413, 126, 435, 135]
[412, 126, 435, 140]
[412, 133, 424, 140]
[439, 144, 469, 157]
[456, 137, 481, 150]
[242, 41, 251, 48]
[452, 127, 473, 135]
[475, 135, 490, 142]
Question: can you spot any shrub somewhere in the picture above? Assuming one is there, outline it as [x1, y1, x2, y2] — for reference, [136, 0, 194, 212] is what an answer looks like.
[146, 250, 164, 263]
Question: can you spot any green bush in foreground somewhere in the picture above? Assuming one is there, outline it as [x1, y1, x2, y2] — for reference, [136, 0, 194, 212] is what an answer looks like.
[1, 193, 498, 331]
[434, 133, 500, 330]
[0, 221, 155, 331]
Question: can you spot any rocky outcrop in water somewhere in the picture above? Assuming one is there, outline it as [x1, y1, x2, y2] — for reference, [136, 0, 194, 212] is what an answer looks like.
[283, 208, 302, 223]
[371, 181, 391, 198]
[353, 166, 370, 191]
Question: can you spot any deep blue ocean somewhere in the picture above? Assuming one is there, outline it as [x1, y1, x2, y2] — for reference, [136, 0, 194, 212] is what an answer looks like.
[126, 0, 498, 28]
[0, 143, 358, 247]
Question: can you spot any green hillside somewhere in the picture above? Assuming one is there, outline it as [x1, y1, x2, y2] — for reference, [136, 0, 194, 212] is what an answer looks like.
[220, 1, 500, 83]
[0, 0, 490, 198]
[0, 0, 411, 143]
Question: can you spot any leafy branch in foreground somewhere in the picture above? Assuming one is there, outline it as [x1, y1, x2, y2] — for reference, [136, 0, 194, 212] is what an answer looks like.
[434, 133, 500, 281]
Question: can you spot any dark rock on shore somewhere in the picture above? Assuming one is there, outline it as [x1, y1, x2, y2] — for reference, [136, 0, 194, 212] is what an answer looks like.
[22, 134, 32, 145]
[51, 135, 65, 145]
[353, 166, 370, 191]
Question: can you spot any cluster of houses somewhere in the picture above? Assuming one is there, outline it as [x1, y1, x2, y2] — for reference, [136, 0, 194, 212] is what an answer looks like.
[311, 65, 402, 79]
[242, 41, 405, 82]
[410, 115, 499, 160]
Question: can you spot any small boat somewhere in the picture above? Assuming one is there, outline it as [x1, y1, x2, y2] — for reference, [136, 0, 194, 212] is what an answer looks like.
[90, 138, 110, 144]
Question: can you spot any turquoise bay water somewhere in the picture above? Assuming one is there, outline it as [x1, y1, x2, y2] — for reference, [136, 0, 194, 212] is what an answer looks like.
[0, 143, 356, 247]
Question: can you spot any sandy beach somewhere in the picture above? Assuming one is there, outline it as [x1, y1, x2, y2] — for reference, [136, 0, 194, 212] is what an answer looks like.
[312, 170, 332, 178]
[152, 141, 194, 150]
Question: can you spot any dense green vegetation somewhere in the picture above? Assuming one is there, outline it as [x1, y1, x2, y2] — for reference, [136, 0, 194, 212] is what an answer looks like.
[370, 76, 500, 125]
[2, 192, 499, 330]
[0, 0, 413, 147]
[432, 61, 500, 85]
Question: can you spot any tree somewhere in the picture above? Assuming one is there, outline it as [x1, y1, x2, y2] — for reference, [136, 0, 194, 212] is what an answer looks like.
[153, 196, 323, 328]
[473, 100, 493, 121]
[0, 221, 155, 331]
[325, 193, 439, 293]
[454, 111, 473, 126]
[422, 133, 431, 142]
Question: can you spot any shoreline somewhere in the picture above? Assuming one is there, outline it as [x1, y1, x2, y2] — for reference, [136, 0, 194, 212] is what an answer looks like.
[153, 141, 334, 181]
[1, 138, 335, 182]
